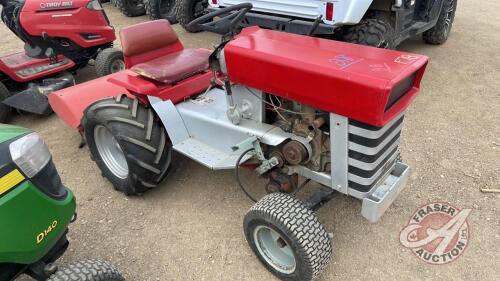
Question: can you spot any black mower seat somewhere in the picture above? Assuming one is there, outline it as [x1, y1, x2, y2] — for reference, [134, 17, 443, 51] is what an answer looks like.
[130, 48, 211, 84]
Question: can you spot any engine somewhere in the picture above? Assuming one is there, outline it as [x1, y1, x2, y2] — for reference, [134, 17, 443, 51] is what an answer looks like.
[267, 96, 330, 170]
[250, 91, 404, 199]
[256, 94, 332, 193]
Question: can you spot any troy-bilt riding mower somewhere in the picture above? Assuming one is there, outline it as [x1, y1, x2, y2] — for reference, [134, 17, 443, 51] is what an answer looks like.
[0, 124, 125, 281]
[0, 0, 123, 123]
[49, 3, 428, 280]
[180, 0, 457, 48]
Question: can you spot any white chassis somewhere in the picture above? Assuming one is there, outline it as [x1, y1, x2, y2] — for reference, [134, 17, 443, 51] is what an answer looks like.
[149, 82, 410, 222]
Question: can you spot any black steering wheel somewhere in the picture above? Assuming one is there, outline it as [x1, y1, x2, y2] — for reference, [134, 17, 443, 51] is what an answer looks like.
[187, 3, 253, 35]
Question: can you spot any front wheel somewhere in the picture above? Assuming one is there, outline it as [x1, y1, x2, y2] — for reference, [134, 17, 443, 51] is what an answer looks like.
[95, 48, 125, 77]
[82, 95, 172, 195]
[48, 259, 125, 281]
[244, 193, 332, 281]
[423, 0, 457, 45]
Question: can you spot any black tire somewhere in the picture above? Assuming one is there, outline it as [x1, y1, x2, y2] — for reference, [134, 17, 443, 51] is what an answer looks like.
[175, 0, 208, 33]
[82, 95, 171, 195]
[244, 193, 332, 281]
[115, 0, 146, 17]
[0, 82, 11, 123]
[423, 0, 457, 45]
[146, 0, 178, 24]
[341, 18, 395, 49]
[48, 259, 125, 281]
[95, 48, 125, 77]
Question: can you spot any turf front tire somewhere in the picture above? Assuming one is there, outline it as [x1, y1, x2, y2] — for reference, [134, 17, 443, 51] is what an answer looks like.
[244, 193, 332, 281]
[423, 0, 457, 45]
[95, 48, 125, 77]
[116, 0, 146, 17]
[82, 95, 171, 195]
[48, 259, 124, 281]
[0, 82, 11, 123]
[175, 0, 208, 32]
[146, 0, 178, 23]
[341, 18, 395, 49]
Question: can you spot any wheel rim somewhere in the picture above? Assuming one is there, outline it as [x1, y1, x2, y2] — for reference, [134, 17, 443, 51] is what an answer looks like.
[110, 59, 125, 73]
[94, 125, 129, 179]
[253, 225, 296, 274]
[444, 0, 456, 37]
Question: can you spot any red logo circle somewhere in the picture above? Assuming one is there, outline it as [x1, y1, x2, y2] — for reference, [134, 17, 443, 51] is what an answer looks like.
[399, 202, 471, 264]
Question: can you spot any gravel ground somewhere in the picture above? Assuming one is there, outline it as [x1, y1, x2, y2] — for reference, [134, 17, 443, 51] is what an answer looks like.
[2, 1, 499, 281]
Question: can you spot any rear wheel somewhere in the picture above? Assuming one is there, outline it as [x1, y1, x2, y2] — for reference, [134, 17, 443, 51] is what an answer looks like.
[146, 0, 178, 23]
[95, 48, 125, 77]
[423, 0, 457, 45]
[244, 193, 332, 281]
[0, 82, 11, 123]
[175, 0, 208, 33]
[82, 95, 171, 195]
[341, 18, 395, 49]
[48, 259, 124, 281]
[116, 0, 146, 17]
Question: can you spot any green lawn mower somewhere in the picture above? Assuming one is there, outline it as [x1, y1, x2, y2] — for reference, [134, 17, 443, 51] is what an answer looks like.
[0, 124, 125, 281]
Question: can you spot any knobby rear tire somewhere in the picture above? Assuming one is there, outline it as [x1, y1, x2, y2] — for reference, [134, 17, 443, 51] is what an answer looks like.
[146, 0, 178, 24]
[116, 0, 146, 17]
[341, 18, 395, 49]
[175, 0, 207, 33]
[82, 95, 171, 195]
[422, 0, 457, 45]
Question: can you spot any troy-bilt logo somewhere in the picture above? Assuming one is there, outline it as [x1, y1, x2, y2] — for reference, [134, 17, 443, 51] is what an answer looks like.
[40, 1, 73, 9]
[400, 202, 472, 264]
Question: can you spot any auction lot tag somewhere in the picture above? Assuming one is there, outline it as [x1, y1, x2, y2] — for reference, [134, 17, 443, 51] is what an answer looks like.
[400, 202, 472, 264]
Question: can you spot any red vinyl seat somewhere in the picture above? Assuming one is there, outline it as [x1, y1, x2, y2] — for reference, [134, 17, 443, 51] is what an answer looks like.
[131, 48, 211, 84]
[119, 19, 211, 84]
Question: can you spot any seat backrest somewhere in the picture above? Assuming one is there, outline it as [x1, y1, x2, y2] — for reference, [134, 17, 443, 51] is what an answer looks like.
[120, 20, 184, 68]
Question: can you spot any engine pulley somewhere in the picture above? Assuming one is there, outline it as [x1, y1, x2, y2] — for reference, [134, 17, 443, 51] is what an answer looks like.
[282, 140, 309, 165]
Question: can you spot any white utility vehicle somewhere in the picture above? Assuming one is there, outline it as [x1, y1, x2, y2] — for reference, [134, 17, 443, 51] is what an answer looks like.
[176, 0, 457, 48]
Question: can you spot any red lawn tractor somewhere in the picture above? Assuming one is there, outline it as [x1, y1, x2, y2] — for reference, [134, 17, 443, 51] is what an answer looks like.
[0, 0, 122, 122]
[49, 4, 428, 280]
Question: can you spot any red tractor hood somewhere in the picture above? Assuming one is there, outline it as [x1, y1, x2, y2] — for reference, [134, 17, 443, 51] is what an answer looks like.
[224, 27, 429, 127]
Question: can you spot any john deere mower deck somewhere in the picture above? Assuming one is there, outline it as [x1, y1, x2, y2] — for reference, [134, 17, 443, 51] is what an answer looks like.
[48, 4, 429, 281]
